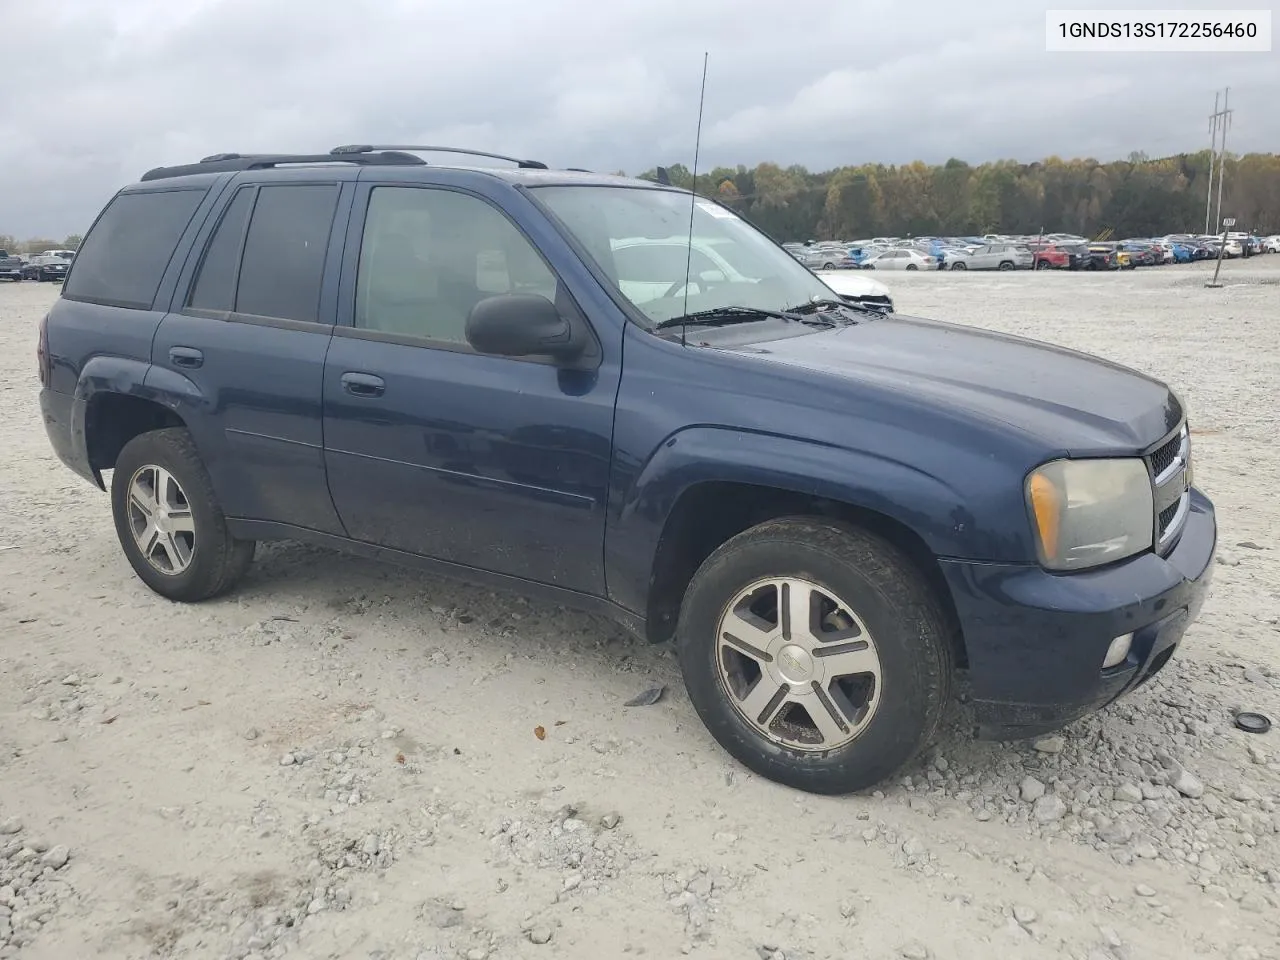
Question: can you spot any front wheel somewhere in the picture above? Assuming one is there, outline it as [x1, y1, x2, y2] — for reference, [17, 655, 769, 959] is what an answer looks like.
[676, 518, 952, 795]
[998, 261, 1014, 271]
[905, 263, 918, 271]
[111, 427, 255, 602]
[950, 261, 967, 271]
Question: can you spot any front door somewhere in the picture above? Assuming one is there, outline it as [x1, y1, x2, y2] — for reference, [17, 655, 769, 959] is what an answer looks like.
[321, 182, 617, 594]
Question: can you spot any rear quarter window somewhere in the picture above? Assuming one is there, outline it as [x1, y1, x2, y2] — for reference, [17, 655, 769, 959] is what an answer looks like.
[62, 188, 207, 309]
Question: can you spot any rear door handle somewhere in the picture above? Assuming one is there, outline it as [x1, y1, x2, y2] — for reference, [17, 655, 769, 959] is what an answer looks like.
[340, 372, 386, 398]
[169, 346, 203, 369]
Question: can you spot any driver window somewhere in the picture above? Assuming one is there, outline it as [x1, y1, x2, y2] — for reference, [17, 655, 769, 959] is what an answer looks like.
[355, 186, 558, 344]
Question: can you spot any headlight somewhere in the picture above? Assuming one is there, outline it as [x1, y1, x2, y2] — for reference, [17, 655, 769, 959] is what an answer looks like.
[1025, 458, 1153, 570]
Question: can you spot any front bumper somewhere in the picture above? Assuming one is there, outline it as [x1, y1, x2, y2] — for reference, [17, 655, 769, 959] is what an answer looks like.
[940, 488, 1216, 740]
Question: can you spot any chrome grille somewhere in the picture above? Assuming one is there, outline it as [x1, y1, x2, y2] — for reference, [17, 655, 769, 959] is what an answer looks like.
[1147, 423, 1190, 551]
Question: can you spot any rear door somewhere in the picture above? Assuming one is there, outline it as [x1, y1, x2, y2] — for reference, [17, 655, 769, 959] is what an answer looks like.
[970, 245, 997, 269]
[153, 172, 354, 534]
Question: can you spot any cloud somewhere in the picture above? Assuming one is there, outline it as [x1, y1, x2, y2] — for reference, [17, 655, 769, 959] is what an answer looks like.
[0, 0, 1275, 236]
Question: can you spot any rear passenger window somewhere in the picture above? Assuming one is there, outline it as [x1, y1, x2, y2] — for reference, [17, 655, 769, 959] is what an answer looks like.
[235, 184, 339, 323]
[62, 189, 205, 309]
[188, 187, 254, 312]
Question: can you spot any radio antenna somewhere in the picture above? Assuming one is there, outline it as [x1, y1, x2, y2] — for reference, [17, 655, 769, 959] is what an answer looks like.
[679, 52, 710, 348]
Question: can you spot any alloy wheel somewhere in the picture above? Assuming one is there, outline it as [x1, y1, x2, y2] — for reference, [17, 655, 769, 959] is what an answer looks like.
[126, 464, 196, 575]
[715, 577, 883, 751]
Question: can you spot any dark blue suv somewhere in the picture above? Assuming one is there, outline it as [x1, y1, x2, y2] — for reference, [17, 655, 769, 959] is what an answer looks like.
[38, 145, 1216, 794]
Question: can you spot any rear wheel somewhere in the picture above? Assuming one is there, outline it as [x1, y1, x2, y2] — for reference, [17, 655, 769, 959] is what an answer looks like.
[111, 427, 255, 602]
[676, 518, 952, 795]
[905, 264, 918, 271]
[951, 261, 967, 271]
[998, 261, 1014, 271]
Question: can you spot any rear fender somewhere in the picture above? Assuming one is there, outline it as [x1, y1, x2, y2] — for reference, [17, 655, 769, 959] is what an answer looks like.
[72, 356, 210, 486]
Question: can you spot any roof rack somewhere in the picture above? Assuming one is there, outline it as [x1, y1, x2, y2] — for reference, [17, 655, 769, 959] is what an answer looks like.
[140, 150, 427, 182]
[330, 144, 548, 170]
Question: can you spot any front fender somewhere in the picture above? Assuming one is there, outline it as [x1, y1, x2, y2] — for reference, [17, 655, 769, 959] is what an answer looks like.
[604, 425, 979, 615]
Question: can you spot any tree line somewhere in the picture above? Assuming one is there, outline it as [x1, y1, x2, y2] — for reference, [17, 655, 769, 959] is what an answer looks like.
[5, 149, 1278, 250]
[636, 150, 1280, 242]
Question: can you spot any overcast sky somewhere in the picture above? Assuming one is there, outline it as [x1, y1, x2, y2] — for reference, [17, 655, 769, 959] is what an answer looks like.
[0, 0, 1275, 238]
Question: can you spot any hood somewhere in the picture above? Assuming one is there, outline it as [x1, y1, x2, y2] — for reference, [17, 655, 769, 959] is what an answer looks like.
[737, 315, 1180, 454]
[814, 270, 891, 299]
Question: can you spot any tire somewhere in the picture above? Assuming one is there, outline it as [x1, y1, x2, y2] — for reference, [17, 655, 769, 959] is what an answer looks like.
[1035, 259, 1051, 271]
[675, 518, 952, 795]
[905, 263, 918, 271]
[998, 261, 1013, 271]
[822, 262, 836, 270]
[110, 427, 255, 602]
[950, 261, 967, 271]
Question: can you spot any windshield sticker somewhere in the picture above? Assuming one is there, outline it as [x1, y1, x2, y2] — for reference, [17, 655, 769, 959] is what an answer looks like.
[696, 201, 737, 219]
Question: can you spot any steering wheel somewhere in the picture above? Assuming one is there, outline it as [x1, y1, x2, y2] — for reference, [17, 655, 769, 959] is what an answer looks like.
[660, 278, 693, 299]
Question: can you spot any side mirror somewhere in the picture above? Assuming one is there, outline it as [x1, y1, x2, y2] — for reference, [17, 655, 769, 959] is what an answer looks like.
[465, 293, 584, 363]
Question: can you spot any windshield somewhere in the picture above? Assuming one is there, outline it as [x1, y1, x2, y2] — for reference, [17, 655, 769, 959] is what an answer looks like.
[532, 185, 835, 328]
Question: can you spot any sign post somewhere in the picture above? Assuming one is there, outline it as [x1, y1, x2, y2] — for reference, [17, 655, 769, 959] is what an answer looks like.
[1206, 218, 1235, 288]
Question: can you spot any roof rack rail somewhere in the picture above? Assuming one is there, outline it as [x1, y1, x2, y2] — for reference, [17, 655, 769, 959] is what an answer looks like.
[139, 150, 427, 182]
[330, 144, 548, 170]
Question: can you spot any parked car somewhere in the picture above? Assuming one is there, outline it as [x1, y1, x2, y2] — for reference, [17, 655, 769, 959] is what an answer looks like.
[860, 248, 938, 270]
[1086, 244, 1129, 270]
[964, 243, 1034, 271]
[938, 249, 973, 270]
[814, 269, 894, 313]
[1031, 245, 1070, 270]
[39, 145, 1215, 795]
[1263, 236, 1280, 253]
[1119, 243, 1157, 267]
[1057, 242, 1092, 270]
[0, 250, 23, 282]
[22, 255, 71, 282]
[793, 244, 856, 270]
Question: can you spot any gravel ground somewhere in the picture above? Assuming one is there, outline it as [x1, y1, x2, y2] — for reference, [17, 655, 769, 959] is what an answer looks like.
[1, 257, 1278, 960]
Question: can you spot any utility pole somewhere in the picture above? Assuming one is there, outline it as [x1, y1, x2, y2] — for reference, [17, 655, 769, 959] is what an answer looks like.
[1213, 88, 1232, 234]
[1204, 91, 1219, 235]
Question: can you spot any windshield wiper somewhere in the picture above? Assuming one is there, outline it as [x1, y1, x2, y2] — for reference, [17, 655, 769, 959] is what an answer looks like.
[653, 305, 809, 331]
[784, 297, 883, 319]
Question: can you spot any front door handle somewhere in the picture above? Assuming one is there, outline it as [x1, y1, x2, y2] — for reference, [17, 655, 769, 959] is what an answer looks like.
[169, 346, 204, 369]
[340, 372, 386, 398]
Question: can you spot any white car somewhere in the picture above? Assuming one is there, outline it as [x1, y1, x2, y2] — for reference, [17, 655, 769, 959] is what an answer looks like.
[1263, 236, 1280, 253]
[935, 248, 972, 270]
[860, 249, 938, 271]
[814, 269, 894, 313]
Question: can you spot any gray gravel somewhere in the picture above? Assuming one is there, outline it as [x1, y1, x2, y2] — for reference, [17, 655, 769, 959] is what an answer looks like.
[2, 261, 1280, 958]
